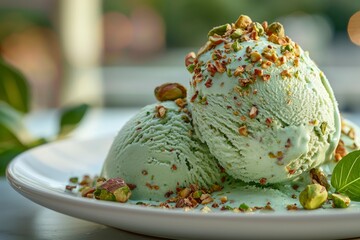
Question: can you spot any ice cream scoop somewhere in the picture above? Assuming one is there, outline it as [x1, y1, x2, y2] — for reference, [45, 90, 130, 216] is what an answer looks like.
[101, 100, 223, 201]
[187, 15, 341, 184]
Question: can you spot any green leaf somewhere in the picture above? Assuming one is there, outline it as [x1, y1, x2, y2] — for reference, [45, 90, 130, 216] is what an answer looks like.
[0, 102, 31, 144]
[331, 150, 360, 201]
[58, 104, 89, 138]
[0, 147, 25, 176]
[0, 123, 27, 176]
[0, 60, 30, 113]
[26, 137, 48, 148]
[0, 123, 27, 150]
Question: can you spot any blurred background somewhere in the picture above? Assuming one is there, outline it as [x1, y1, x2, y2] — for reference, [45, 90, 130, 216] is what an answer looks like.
[0, 0, 360, 112]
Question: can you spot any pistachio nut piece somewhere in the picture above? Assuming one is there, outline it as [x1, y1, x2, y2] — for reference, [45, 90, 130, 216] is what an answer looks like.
[331, 193, 351, 208]
[184, 52, 196, 68]
[235, 15, 252, 29]
[94, 188, 116, 201]
[94, 177, 132, 203]
[208, 23, 231, 37]
[154, 83, 187, 102]
[231, 40, 242, 52]
[310, 168, 330, 190]
[113, 185, 131, 203]
[192, 190, 203, 199]
[299, 184, 328, 210]
[230, 28, 243, 39]
[266, 22, 285, 38]
[251, 22, 265, 36]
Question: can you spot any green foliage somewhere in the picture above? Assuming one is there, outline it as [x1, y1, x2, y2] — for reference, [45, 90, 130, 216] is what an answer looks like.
[331, 150, 360, 201]
[0, 61, 89, 175]
[58, 104, 89, 138]
[0, 60, 30, 113]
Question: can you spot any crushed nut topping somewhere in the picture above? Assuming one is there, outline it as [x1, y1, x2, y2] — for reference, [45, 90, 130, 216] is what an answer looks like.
[233, 66, 245, 77]
[249, 106, 258, 119]
[265, 117, 273, 126]
[205, 78, 213, 88]
[238, 125, 248, 136]
[280, 69, 291, 79]
[66, 175, 133, 203]
[250, 51, 262, 62]
[259, 178, 267, 185]
[335, 139, 347, 162]
[310, 168, 330, 190]
[185, 52, 196, 68]
[155, 105, 167, 118]
[262, 74, 271, 81]
[174, 98, 187, 108]
[286, 204, 298, 211]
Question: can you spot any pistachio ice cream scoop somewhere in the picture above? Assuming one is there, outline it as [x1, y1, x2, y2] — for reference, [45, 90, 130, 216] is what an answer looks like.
[186, 15, 341, 184]
[101, 100, 223, 201]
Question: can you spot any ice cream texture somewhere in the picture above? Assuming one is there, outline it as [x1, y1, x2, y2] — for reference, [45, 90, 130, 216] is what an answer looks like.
[99, 15, 360, 210]
[187, 15, 341, 184]
[101, 101, 223, 200]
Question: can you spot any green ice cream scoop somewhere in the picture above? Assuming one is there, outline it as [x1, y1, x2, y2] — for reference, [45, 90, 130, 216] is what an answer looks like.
[101, 101, 223, 201]
[187, 15, 341, 184]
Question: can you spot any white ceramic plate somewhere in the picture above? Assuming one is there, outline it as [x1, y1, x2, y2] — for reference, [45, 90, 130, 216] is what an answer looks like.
[6, 136, 360, 240]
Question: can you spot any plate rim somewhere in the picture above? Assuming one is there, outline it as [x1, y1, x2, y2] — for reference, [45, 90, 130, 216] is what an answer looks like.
[6, 136, 360, 239]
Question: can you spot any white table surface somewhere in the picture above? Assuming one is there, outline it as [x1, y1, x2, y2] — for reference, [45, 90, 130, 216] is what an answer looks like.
[2, 108, 360, 240]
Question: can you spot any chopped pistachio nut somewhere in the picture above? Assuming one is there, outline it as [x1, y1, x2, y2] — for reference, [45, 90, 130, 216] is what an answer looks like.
[220, 196, 228, 204]
[192, 190, 203, 199]
[233, 66, 244, 76]
[294, 70, 300, 78]
[299, 184, 328, 210]
[201, 206, 212, 213]
[155, 105, 167, 118]
[335, 139, 347, 161]
[208, 23, 231, 37]
[187, 64, 195, 73]
[200, 193, 213, 204]
[235, 15, 252, 29]
[113, 186, 131, 203]
[250, 51, 262, 62]
[231, 40, 242, 52]
[331, 193, 351, 208]
[221, 205, 234, 211]
[209, 35, 225, 45]
[231, 28, 243, 39]
[69, 177, 79, 184]
[226, 68, 232, 77]
[348, 128, 356, 140]
[94, 188, 115, 201]
[266, 22, 285, 38]
[94, 177, 132, 203]
[281, 44, 294, 53]
[320, 122, 327, 135]
[239, 203, 251, 212]
[184, 52, 196, 67]
[238, 125, 248, 136]
[310, 168, 330, 190]
[249, 106, 258, 119]
[174, 98, 187, 108]
[154, 83, 187, 102]
[252, 22, 264, 35]
[179, 187, 192, 198]
[81, 186, 95, 197]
